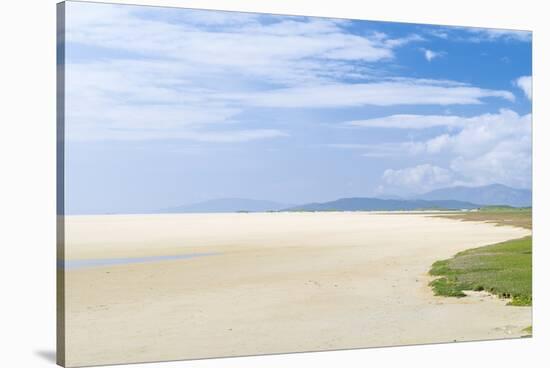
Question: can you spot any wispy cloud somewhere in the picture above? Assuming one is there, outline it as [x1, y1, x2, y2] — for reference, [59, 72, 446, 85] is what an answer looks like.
[65, 2, 430, 142]
[326, 142, 424, 158]
[157, 129, 288, 143]
[226, 81, 515, 108]
[344, 109, 521, 130]
[426, 25, 531, 43]
[466, 28, 532, 42]
[65, 3, 419, 87]
[64, 3, 525, 143]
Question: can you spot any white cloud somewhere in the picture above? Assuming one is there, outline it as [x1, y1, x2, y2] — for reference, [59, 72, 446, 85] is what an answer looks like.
[363, 110, 531, 159]
[423, 49, 443, 62]
[412, 110, 531, 157]
[450, 138, 532, 187]
[443, 111, 532, 188]
[382, 164, 453, 193]
[334, 109, 531, 192]
[515, 76, 532, 100]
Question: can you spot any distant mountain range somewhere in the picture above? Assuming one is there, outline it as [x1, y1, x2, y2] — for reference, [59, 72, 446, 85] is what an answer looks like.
[153, 198, 292, 214]
[286, 198, 478, 212]
[151, 184, 531, 214]
[416, 184, 531, 207]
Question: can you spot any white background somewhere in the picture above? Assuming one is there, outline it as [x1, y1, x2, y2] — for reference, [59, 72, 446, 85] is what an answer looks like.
[0, 0, 548, 367]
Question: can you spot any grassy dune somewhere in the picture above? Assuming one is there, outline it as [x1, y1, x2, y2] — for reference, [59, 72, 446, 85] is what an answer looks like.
[429, 236, 532, 305]
[429, 209, 532, 307]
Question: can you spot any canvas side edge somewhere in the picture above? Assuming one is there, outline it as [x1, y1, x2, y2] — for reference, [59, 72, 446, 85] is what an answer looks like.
[56, 2, 66, 367]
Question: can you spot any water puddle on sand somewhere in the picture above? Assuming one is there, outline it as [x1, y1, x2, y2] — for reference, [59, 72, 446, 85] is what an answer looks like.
[60, 252, 219, 270]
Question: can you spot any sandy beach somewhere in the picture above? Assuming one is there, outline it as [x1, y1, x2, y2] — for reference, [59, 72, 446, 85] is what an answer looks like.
[63, 212, 531, 367]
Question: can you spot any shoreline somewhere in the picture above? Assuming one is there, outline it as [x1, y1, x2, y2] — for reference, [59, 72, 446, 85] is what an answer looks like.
[63, 209, 475, 217]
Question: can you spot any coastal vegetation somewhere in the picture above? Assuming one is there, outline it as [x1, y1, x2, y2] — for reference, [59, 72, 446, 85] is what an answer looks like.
[429, 209, 532, 307]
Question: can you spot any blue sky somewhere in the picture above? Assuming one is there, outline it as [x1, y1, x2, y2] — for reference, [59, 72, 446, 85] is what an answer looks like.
[63, 1, 532, 214]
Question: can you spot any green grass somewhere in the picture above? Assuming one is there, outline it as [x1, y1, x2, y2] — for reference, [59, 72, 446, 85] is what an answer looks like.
[429, 236, 532, 306]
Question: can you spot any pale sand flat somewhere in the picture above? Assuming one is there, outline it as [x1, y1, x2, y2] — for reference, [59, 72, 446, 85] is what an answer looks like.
[63, 212, 531, 367]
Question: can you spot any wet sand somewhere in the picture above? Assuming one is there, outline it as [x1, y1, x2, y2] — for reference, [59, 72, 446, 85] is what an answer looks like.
[62, 212, 531, 367]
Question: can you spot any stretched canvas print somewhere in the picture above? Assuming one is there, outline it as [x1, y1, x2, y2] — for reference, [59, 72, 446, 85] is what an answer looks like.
[57, 1, 533, 366]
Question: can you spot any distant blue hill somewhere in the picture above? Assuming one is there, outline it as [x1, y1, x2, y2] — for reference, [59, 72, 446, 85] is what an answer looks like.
[416, 184, 531, 207]
[153, 198, 293, 213]
[150, 184, 530, 214]
[285, 197, 479, 212]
